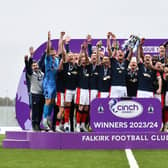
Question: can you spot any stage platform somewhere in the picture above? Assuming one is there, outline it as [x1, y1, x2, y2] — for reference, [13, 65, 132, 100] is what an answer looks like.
[2, 131, 168, 149]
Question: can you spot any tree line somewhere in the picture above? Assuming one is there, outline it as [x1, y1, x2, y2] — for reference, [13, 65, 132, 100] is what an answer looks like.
[0, 97, 15, 106]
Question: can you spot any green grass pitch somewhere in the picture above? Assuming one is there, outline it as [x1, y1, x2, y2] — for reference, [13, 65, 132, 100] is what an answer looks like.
[1, 135, 168, 168]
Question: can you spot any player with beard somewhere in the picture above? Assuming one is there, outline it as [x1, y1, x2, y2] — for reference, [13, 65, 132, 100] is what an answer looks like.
[25, 59, 44, 131]
[107, 32, 133, 98]
[136, 39, 157, 98]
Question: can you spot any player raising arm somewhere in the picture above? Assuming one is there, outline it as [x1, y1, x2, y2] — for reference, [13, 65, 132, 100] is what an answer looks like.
[107, 32, 133, 98]
[75, 43, 91, 132]
[136, 39, 157, 98]
[42, 31, 60, 131]
[58, 35, 78, 132]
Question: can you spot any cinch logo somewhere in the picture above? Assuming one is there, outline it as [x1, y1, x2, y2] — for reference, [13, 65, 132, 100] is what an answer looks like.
[109, 99, 143, 119]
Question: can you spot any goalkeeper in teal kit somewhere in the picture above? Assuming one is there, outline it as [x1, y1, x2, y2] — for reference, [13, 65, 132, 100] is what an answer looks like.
[42, 31, 60, 130]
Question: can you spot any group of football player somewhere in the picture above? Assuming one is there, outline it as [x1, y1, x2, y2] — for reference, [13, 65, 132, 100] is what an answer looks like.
[24, 31, 168, 132]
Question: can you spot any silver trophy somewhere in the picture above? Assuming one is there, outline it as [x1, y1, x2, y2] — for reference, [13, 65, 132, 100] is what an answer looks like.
[122, 35, 140, 53]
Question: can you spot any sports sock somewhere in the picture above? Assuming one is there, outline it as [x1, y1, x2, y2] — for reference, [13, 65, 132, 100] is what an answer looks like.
[76, 110, 82, 124]
[48, 104, 54, 116]
[56, 119, 61, 126]
[43, 104, 49, 118]
[64, 107, 70, 124]
[81, 110, 88, 123]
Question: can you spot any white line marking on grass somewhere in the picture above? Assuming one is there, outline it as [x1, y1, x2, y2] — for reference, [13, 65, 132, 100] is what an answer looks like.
[125, 149, 139, 168]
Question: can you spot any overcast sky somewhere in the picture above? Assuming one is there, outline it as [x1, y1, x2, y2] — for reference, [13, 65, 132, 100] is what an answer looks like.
[0, 0, 167, 98]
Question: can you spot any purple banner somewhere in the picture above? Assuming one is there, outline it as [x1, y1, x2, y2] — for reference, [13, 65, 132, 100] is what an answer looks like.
[3, 131, 168, 149]
[16, 39, 166, 129]
[90, 98, 162, 132]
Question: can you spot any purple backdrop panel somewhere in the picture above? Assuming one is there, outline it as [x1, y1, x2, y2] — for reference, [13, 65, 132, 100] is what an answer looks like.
[16, 39, 166, 129]
[90, 98, 162, 132]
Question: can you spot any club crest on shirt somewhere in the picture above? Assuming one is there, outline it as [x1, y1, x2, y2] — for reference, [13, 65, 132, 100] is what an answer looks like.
[71, 71, 78, 75]
[143, 73, 151, 78]
[68, 64, 73, 71]
[103, 75, 111, 80]
[83, 68, 89, 77]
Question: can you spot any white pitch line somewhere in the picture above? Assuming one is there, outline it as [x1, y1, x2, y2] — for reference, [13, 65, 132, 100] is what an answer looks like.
[125, 149, 139, 168]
